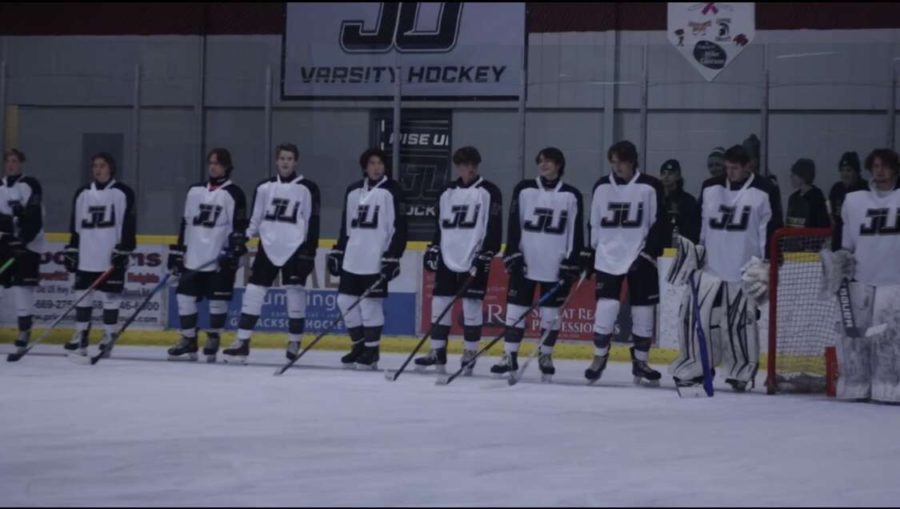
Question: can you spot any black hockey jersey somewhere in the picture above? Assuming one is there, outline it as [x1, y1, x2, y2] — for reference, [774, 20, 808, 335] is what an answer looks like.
[68, 179, 137, 272]
[247, 173, 320, 267]
[589, 171, 665, 275]
[505, 177, 584, 283]
[432, 176, 502, 273]
[177, 180, 247, 272]
[335, 176, 407, 276]
[0, 174, 46, 253]
[699, 174, 782, 282]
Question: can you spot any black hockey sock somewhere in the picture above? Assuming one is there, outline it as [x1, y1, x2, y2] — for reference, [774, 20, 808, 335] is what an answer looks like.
[504, 326, 525, 344]
[463, 325, 481, 350]
[363, 326, 383, 347]
[348, 326, 364, 344]
[237, 313, 259, 331]
[209, 313, 227, 330]
[103, 309, 119, 326]
[17, 315, 32, 332]
[288, 318, 305, 335]
[75, 306, 92, 324]
[632, 334, 652, 362]
[542, 329, 560, 347]
[180, 313, 198, 336]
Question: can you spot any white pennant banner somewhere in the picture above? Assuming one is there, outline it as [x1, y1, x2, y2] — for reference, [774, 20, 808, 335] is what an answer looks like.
[667, 2, 755, 82]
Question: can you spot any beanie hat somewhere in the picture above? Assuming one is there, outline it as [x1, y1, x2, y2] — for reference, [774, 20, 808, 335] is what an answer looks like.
[660, 159, 681, 174]
[709, 146, 725, 159]
[838, 151, 861, 174]
[791, 158, 816, 185]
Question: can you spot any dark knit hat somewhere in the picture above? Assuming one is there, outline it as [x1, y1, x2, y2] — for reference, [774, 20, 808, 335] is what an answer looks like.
[660, 159, 681, 174]
[791, 158, 816, 185]
[838, 151, 861, 174]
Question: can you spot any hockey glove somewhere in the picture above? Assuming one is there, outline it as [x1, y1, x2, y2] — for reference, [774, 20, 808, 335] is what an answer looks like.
[167, 244, 185, 277]
[226, 231, 249, 258]
[294, 252, 316, 282]
[5, 237, 28, 259]
[578, 248, 595, 277]
[559, 260, 581, 283]
[111, 245, 132, 271]
[381, 256, 400, 282]
[9, 200, 24, 217]
[740, 256, 770, 305]
[62, 245, 79, 273]
[503, 252, 525, 277]
[471, 250, 494, 278]
[326, 248, 343, 277]
[629, 252, 657, 273]
[423, 244, 441, 273]
[819, 248, 855, 299]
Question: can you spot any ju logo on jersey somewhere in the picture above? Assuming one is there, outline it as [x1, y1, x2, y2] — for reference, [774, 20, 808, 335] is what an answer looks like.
[600, 202, 643, 228]
[192, 204, 223, 228]
[859, 208, 900, 235]
[442, 204, 480, 229]
[351, 205, 380, 229]
[263, 198, 300, 224]
[81, 205, 116, 229]
[709, 205, 751, 231]
[523, 207, 568, 234]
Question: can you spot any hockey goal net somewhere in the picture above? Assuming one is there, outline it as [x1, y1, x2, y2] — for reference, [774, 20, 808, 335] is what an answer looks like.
[766, 227, 839, 394]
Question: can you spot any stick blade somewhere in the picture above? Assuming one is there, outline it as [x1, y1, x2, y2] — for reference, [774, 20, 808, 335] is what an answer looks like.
[676, 385, 709, 398]
[507, 375, 520, 386]
[273, 366, 288, 376]
[435, 375, 451, 386]
[384, 370, 399, 382]
[66, 353, 92, 365]
[6, 352, 23, 362]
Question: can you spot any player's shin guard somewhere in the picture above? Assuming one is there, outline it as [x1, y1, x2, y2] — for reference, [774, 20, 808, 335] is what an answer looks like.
[670, 270, 723, 386]
[99, 292, 121, 358]
[719, 283, 759, 391]
[285, 285, 306, 359]
[207, 300, 228, 362]
[66, 306, 93, 354]
[13, 286, 34, 350]
[868, 285, 900, 403]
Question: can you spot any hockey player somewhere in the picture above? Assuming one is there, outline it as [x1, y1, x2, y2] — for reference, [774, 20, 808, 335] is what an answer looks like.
[490, 147, 583, 380]
[827, 148, 900, 403]
[223, 143, 320, 363]
[166, 148, 247, 363]
[327, 148, 407, 370]
[579, 141, 664, 385]
[415, 146, 502, 375]
[62, 153, 136, 357]
[0, 149, 46, 355]
[668, 144, 782, 392]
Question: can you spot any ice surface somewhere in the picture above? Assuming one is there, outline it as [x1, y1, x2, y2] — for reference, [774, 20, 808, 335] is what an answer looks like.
[2, 345, 900, 507]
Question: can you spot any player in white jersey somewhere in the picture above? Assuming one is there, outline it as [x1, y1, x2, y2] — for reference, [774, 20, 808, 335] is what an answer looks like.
[668, 144, 782, 392]
[415, 146, 502, 374]
[0, 149, 47, 356]
[491, 147, 584, 378]
[166, 148, 248, 363]
[327, 148, 407, 370]
[826, 148, 900, 403]
[62, 153, 137, 358]
[579, 140, 665, 385]
[221, 143, 320, 363]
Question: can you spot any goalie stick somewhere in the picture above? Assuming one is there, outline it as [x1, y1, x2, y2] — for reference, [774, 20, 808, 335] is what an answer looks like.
[435, 279, 565, 387]
[676, 272, 715, 398]
[385, 268, 476, 382]
[836, 279, 887, 339]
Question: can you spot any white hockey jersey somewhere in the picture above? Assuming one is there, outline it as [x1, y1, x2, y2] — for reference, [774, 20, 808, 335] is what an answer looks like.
[178, 180, 247, 272]
[433, 177, 503, 273]
[839, 181, 900, 286]
[589, 172, 665, 275]
[700, 174, 781, 283]
[246, 173, 320, 267]
[0, 174, 47, 253]
[69, 179, 137, 272]
[506, 177, 584, 283]
[336, 176, 407, 276]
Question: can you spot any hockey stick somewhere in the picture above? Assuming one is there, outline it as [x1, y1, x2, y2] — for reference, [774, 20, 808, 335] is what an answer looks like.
[678, 272, 714, 398]
[0, 257, 15, 277]
[274, 274, 387, 376]
[385, 268, 476, 382]
[836, 279, 887, 338]
[507, 271, 588, 386]
[7, 265, 116, 362]
[83, 257, 223, 366]
[435, 279, 565, 387]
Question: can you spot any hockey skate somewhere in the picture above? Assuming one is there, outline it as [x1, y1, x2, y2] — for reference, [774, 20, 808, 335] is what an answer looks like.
[13, 330, 30, 356]
[222, 339, 249, 364]
[341, 341, 365, 368]
[167, 336, 198, 361]
[286, 340, 301, 361]
[414, 348, 447, 374]
[355, 345, 380, 370]
[98, 332, 117, 359]
[538, 352, 555, 383]
[630, 347, 661, 387]
[726, 378, 752, 393]
[203, 332, 220, 363]
[675, 376, 707, 398]
[460, 349, 478, 376]
[64, 330, 89, 357]
[584, 352, 609, 384]
[490, 352, 518, 378]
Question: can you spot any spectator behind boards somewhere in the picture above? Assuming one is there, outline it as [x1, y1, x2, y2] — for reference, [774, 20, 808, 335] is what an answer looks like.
[659, 159, 700, 246]
[786, 158, 830, 229]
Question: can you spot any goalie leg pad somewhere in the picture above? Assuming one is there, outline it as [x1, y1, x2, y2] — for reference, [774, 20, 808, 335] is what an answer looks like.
[666, 235, 706, 286]
[835, 282, 876, 400]
[870, 285, 900, 403]
[719, 282, 759, 383]
[669, 271, 723, 381]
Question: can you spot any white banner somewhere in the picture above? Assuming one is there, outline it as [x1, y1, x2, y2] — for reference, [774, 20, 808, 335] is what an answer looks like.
[0, 241, 168, 330]
[283, 2, 525, 99]
[667, 2, 755, 82]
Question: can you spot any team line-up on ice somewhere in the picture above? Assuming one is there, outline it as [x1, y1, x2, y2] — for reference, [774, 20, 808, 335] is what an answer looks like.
[1, 141, 898, 402]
